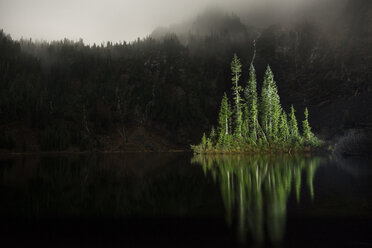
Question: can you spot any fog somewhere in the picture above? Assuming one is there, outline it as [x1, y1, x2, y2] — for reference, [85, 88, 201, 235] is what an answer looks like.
[0, 0, 347, 44]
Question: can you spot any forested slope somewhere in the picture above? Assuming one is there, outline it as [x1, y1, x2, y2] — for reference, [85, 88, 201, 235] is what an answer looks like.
[0, 0, 371, 152]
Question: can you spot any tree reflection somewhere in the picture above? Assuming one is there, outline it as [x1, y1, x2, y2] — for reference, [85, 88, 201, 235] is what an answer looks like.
[192, 154, 322, 247]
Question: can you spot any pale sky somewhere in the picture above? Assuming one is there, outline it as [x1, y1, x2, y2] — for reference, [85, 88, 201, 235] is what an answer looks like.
[0, 0, 344, 44]
[0, 0, 245, 44]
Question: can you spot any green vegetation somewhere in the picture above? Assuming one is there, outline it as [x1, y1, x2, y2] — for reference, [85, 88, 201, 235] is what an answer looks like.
[192, 54, 321, 154]
[191, 154, 322, 246]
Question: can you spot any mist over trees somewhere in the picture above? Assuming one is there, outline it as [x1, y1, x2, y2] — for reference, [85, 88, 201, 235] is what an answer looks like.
[0, 0, 371, 152]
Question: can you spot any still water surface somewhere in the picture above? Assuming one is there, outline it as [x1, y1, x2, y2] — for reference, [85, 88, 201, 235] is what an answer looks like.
[0, 153, 371, 247]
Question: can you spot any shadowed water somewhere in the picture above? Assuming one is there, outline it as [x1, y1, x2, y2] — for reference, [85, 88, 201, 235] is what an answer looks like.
[0, 153, 371, 247]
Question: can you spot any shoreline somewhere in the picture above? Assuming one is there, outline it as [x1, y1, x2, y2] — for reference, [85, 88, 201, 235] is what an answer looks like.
[0, 149, 190, 156]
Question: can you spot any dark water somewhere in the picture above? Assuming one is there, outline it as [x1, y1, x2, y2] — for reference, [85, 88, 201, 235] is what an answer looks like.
[0, 153, 371, 248]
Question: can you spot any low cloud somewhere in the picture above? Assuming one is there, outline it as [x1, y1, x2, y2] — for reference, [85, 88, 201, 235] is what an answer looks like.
[0, 0, 347, 44]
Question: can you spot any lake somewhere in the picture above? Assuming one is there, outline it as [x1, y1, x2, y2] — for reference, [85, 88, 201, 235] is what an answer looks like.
[0, 153, 371, 247]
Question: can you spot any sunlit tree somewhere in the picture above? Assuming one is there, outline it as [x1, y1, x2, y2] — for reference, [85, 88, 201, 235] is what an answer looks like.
[231, 54, 243, 137]
[302, 107, 314, 140]
[209, 126, 217, 143]
[244, 64, 258, 141]
[192, 55, 321, 154]
[260, 67, 272, 136]
[241, 104, 249, 138]
[278, 110, 290, 141]
[260, 66, 282, 140]
[288, 105, 299, 140]
[217, 93, 232, 145]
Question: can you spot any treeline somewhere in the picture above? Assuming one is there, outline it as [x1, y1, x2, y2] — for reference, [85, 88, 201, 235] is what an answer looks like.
[0, 30, 237, 151]
[192, 54, 321, 154]
[1, 6, 363, 152]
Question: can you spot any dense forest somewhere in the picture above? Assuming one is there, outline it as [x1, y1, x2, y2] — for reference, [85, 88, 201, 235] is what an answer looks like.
[0, 0, 371, 153]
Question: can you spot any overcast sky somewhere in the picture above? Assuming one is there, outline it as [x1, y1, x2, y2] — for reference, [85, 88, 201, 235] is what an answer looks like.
[0, 0, 245, 44]
[0, 0, 344, 44]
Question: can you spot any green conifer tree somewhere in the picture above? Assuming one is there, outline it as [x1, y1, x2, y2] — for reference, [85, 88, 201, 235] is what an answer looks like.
[260, 66, 281, 140]
[192, 54, 321, 154]
[241, 104, 249, 138]
[217, 93, 232, 145]
[302, 107, 314, 140]
[231, 54, 243, 137]
[201, 133, 207, 150]
[289, 105, 299, 140]
[228, 102, 233, 137]
[271, 83, 282, 141]
[244, 64, 258, 141]
[260, 67, 272, 137]
[278, 110, 290, 141]
[210, 126, 216, 142]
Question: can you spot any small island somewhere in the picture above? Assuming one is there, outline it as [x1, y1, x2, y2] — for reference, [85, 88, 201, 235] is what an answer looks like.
[191, 54, 321, 154]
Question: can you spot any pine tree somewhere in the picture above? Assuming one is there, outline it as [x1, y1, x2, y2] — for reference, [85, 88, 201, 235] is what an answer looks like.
[289, 105, 299, 140]
[210, 126, 216, 142]
[241, 104, 249, 138]
[278, 110, 290, 141]
[231, 54, 243, 137]
[302, 107, 313, 140]
[228, 102, 233, 137]
[260, 67, 272, 137]
[201, 133, 207, 150]
[217, 93, 232, 144]
[271, 81, 282, 141]
[260, 66, 281, 140]
[244, 64, 258, 141]
[189, 53, 321, 154]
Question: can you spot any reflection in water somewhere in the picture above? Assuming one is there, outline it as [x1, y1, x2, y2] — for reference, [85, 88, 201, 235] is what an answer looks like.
[192, 155, 322, 247]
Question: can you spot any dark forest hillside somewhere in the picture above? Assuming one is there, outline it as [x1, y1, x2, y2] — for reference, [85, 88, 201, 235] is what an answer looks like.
[0, 0, 371, 152]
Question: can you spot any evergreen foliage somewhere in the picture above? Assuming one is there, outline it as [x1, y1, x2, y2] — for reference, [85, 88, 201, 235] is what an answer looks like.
[0, 29, 323, 153]
[201, 133, 207, 149]
[278, 111, 290, 142]
[260, 66, 282, 141]
[217, 93, 232, 144]
[302, 108, 313, 140]
[260, 68, 272, 136]
[1, 30, 235, 151]
[231, 54, 243, 138]
[209, 126, 216, 142]
[302, 107, 320, 146]
[241, 105, 249, 138]
[244, 64, 258, 141]
[289, 105, 300, 140]
[192, 54, 321, 154]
